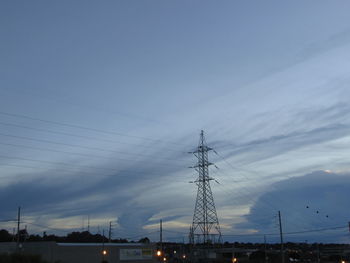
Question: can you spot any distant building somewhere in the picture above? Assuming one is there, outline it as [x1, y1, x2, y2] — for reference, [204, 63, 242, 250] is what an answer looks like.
[0, 242, 156, 263]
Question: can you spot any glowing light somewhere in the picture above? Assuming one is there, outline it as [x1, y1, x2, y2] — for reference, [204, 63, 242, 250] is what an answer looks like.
[102, 250, 107, 255]
[157, 250, 162, 257]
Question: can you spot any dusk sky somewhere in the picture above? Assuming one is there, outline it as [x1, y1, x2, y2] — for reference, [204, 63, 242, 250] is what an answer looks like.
[1, 1, 350, 243]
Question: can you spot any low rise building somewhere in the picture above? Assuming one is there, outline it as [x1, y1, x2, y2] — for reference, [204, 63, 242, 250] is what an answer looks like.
[0, 242, 156, 263]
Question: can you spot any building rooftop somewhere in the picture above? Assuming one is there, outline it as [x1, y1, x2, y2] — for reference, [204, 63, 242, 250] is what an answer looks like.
[56, 242, 150, 247]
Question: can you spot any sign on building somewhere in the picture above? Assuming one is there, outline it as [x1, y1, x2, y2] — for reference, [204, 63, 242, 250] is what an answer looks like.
[120, 248, 153, 260]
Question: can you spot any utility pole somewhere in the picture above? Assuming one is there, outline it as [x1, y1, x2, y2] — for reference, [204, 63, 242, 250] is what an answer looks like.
[160, 219, 163, 252]
[16, 206, 21, 250]
[87, 215, 90, 233]
[278, 211, 284, 263]
[102, 229, 106, 262]
[189, 226, 194, 263]
[232, 242, 235, 263]
[189, 226, 194, 244]
[108, 221, 112, 243]
[24, 225, 27, 242]
[182, 237, 185, 263]
[264, 235, 268, 263]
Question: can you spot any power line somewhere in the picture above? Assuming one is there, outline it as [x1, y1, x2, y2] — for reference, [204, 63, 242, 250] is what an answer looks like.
[157, 225, 349, 238]
[0, 141, 119, 160]
[0, 219, 17, 222]
[0, 111, 187, 147]
[1, 163, 104, 175]
[278, 226, 348, 236]
[0, 141, 186, 169]
[210, 154, 284, 212]
[0, 121, 184, 154]
[0, 86, 168, 127]
[211, 167, 284, 217]
[24, 222, 79, 233]
[0, 154, 185, 175]
[0, 155, 183, 173]
[0, 132, 184, 163]
[163, 229, 188, 235]
[0, 162, 185, 181]
[124, 230, 160, 240]
[213, 170, 328, 232]
[223, 225, 348, 237]
[204, 173, 307, 235]
[0, 155, 124, 172]
[212, 150, 334, 231]
[209, 168, 282, 225]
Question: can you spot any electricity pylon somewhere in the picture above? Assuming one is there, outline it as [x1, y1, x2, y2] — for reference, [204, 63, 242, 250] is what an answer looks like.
[189, 130, 221, 244]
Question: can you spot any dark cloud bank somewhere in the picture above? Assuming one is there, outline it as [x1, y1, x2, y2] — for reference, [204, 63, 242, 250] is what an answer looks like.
[239, 171, 350, 243]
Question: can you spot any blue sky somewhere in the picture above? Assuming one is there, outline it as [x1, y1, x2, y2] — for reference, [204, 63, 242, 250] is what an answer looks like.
[1, 0, 350, 243]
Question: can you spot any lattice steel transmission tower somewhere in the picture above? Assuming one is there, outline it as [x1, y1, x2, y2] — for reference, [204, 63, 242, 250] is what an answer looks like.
[189, 130, 221, 244]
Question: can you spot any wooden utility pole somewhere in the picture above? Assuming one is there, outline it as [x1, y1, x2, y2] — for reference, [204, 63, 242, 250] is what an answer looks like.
[160, 219, 163, 251]
[264, 235, 268, 263]
[16, 206, 21, 250]
[278, 211, 284, 263]
[108, 221, 112, 242]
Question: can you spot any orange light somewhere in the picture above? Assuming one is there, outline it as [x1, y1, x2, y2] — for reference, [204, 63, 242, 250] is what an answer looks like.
[163, 257, 167, 262]
[102, 250, 107, 255]
[157, 250, 162, 257]
[232, 257, 237, 263]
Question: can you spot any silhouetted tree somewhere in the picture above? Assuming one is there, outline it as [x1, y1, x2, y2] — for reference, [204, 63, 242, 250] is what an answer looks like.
[138, 237, 150, 243]
[0, 229, 12, 242]
[28, 234, 43, 242]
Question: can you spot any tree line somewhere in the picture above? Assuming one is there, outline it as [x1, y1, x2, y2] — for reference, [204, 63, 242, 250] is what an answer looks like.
[0, 229, 150, 243]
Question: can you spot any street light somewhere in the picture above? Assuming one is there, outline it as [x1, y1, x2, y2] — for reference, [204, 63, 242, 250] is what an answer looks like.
[101, 249, 108, 263]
